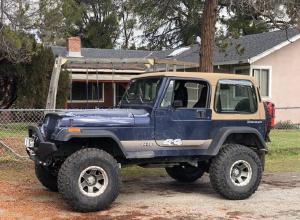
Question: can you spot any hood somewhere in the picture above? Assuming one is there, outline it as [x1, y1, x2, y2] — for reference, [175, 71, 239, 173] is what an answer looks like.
[47, 109, 150, 127]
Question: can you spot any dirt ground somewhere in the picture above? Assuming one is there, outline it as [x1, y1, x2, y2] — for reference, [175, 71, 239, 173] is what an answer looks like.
[0, 164, 299, 220]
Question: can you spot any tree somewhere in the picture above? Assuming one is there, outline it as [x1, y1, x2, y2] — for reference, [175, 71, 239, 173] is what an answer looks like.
[199, 0, 218, 72]
[0, 0, 37, 64]
[229, 0, 300, 30]
[117, 0, 137, 49]
[14, 46, 70, 109]
[212, 0, 300, 71]
[220, 0, 300, 37]
[37, 0, 66, 45]
[62, 0, 119, 48]
[0, 59, 23, 108]
[15, 46, 54, 108]
[0, 25, 35, 64]
[0, 30, 34, 109]
[133, 0, 300, 71]
[0, 0, 37, 108]
[132, 0, 203, 50]
[0, 0, 70, 109]
[220, 8, 268, 36]
[199, 0, 300, 72]
[56, 70, 70, 108]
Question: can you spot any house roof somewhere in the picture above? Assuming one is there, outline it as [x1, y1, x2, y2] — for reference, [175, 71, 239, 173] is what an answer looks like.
[213, 28, 300, 65]
[51, 46, 174, 60]
[175, 28, 300, 65]
[50, 28, 300, 67]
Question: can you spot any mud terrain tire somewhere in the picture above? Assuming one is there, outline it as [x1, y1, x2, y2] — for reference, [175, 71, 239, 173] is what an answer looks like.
[209, 144, 262, 200]
[58, 148, 120, 212]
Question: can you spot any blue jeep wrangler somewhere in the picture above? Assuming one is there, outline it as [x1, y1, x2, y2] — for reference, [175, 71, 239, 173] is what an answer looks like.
[25, 72, 270, 212]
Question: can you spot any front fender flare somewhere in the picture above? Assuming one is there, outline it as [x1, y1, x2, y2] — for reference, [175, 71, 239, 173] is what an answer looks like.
[208, 126, 268, 156]
[54, 128, 128, 157]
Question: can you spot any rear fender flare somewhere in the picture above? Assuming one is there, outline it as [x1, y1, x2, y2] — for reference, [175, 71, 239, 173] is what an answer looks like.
[208, 126, 268, 156]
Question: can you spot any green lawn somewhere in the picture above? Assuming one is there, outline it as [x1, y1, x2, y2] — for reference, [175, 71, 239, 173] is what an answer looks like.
[0, 128, 300, 174]
[266, 129, 300, 172]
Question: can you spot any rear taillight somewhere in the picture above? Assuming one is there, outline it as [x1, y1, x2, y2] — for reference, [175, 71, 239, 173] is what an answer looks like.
[265, 101, 275, 128]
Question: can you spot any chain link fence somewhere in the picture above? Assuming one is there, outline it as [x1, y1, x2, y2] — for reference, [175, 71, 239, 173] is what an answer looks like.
[0, 109, 105, 158]
[0, 109, 47, 158]
[274, 120, 300, 130]
[0, 108, 299, 158]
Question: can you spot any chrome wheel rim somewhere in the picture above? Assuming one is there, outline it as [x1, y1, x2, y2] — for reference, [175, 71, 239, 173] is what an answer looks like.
[78, 166, 108, 197]
[230, 160, 252, 187]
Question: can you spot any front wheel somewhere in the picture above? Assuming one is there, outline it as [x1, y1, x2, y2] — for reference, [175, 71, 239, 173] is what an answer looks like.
[209, 144, 262, 200]
[58, 148, 120, 212]
[165, 164, 205, 183]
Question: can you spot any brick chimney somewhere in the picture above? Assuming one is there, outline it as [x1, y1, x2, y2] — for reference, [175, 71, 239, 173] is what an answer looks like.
[67, 37, 82, 57]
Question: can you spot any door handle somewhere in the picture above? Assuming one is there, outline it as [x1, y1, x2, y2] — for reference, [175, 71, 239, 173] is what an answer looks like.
[196, 110, 206, 119]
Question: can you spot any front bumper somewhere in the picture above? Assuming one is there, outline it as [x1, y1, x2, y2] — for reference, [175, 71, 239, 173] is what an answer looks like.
[26, 125, 57, 164]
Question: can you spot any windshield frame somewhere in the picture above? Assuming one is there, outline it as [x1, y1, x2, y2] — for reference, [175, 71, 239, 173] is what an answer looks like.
[119, 76, 163, 107]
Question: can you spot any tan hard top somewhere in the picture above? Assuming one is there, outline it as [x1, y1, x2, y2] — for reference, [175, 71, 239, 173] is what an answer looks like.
[133, 72, 257, 85]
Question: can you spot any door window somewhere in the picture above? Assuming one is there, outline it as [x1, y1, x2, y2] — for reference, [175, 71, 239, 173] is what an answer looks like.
[161, 79, 209, 108]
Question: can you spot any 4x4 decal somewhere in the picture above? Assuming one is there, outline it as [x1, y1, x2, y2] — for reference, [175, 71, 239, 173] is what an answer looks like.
[163, 139, 183, 146]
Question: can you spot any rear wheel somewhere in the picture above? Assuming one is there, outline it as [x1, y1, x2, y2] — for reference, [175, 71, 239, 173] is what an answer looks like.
[58, 148, 120, 212]
[165, 164, 205, 183]
[35, 163, 58, 192]
[209, 144, 262, 200]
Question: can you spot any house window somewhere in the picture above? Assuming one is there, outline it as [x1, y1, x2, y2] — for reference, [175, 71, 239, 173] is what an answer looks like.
[252, 68, 270, 97]
[71, 82, 104, 101]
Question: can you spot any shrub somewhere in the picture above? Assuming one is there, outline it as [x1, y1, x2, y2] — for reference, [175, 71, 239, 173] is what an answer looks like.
[274, 120, 298, 130]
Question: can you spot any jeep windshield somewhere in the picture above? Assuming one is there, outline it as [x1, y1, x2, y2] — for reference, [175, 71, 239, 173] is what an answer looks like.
[120, 77, 162, 106]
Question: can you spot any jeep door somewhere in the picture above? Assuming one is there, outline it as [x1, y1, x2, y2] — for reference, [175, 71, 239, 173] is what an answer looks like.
[154, 78, 212, 148]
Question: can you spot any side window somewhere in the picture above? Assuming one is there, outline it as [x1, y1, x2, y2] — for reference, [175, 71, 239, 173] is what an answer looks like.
[161, 79, 209, 108]
[215, 80, 258, 114]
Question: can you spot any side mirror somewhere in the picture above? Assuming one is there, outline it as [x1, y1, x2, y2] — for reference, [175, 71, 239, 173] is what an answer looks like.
[173, 100, 183, 108]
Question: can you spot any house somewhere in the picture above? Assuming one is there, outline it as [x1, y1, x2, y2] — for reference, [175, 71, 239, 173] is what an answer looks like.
[214, 28, 300, 124]
[50, 37, 198, 109]
[51, 28, 300, 123]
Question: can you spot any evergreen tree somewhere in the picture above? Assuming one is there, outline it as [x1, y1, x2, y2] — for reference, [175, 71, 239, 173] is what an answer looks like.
[131, 0, 203, 50]
[15, 46, 69, 109]
[62, 0, 119, 48]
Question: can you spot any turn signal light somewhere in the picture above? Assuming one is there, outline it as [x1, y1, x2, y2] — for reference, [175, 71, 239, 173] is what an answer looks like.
[68, 127, 81, 133]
